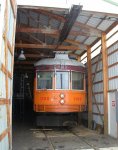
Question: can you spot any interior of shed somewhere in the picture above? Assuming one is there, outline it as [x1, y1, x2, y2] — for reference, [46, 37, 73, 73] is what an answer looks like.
[12, 5, 118, 134]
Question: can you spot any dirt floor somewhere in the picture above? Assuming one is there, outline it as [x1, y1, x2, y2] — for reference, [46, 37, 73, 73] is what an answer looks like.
[12, 120, 118, 150]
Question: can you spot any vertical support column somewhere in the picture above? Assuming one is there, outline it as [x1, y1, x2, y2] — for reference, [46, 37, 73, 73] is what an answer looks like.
[101, 32, 108, 135]
[4, 0, 11, 148]
[87, 46, 92, 129]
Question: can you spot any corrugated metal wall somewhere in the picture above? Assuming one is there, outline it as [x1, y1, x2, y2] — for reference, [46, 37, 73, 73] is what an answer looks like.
[91, 49, 104, 126]
[0, 0, 16, 149]
[107, 26, 118, 137]
[91, 25, 118, 127]
[107, 39, 118, 91]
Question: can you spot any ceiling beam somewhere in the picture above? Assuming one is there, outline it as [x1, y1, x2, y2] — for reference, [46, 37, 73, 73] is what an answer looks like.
[30, 9, 66, 23]
[25, 32, 44, 44]
[64, 39, 87, 49]
[70, 30, 101, 37]
[15, 43, 80, 50]
[25, 54, 42, 58]
[15, 61, 35, 65]
[25, 54, 52, 58]
[16, 27, 60, 35]
[74, 21, 102, 37]
[18, 6, 68, 12]
[17, 24, 102, 40]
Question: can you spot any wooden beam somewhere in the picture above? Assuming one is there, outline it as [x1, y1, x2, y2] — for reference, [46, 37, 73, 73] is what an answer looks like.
[101, 32, 108, 135]
[90, 37, 101, 48]
[19, 9, 45, 28]
[64, 39, 87, 50]
[25, 54, 41, 58]
[80, 50, 87, 57]
[16, 27, 60, 35]
[18, 6, 68, 12]
[0, 128, 9, 141]
[30, 9, 66, 22]
[105, 21, 118, 34]
[4, 2, 11, 148]
[10, 0, 17, 18]
[25, 32, 44, 44]
[70, 30, 100, 37]
[74, 22, 102, 37]
[87, 46, 93, 129]
[7, 39, 13, 56]
[0, 99, 10, 105]
[25, 54, 46, 58]
[15, 43, 80, 50]
[15, 61, 35, 65]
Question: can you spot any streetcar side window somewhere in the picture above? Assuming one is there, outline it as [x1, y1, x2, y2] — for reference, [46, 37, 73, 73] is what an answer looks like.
[37, 72, 53, 89]
[72, 72, 84, 90]
[56, 72, 69, 89]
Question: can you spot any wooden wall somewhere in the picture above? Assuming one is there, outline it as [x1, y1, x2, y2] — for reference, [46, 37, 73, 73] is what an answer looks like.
[0, 0, 17, 149]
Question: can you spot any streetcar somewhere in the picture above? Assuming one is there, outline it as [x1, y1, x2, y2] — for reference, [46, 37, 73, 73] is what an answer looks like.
[33, 53, 86, 126]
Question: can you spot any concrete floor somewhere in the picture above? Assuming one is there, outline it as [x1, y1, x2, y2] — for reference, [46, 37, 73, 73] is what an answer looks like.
[13, 121, 118, 150]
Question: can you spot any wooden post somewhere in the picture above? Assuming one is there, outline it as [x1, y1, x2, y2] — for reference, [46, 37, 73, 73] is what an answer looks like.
[87, 46, 93, 129]
[101, 32, 108, 134]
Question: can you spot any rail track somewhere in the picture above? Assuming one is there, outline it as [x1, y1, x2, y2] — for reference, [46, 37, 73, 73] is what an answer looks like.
[40, 127, 98, 150]
[42, 128, 55, 150]
[67, 129, 98, 150]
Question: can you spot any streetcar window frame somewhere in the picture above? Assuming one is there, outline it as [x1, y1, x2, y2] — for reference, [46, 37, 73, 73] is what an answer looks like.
[71, 71, 84, 90]
[55, 71, 70, 90]
[36, 71, 53, 90]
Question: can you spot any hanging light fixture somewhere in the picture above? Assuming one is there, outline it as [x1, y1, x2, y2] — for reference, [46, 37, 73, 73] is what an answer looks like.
[18, 49, 26, 60]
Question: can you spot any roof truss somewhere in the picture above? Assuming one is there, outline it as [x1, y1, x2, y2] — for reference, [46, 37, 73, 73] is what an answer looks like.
[15, 43, 82, 51]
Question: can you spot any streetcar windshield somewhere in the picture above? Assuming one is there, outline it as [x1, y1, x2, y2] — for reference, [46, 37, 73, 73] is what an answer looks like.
[72, 72, 84, 90]
[37, 72, 53, 89]
[56, 72, 69, 89]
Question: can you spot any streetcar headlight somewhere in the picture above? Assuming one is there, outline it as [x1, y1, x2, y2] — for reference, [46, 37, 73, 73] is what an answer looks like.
[60, 93, 65, 98]
[60, 99, 65, 104]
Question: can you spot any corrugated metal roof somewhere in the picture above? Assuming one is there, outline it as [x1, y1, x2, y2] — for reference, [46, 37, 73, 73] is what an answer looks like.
[84, 37, 98, 45]
[98, 20, 115, 31]
[16, 7, 118, 58]
[75, 36, 87, 43]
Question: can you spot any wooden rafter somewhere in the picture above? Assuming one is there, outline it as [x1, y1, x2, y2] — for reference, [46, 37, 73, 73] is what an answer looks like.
[106, 21, 118, 34]
[74, 21, 102, 37]
[19, 6, 68, 12]
[64, 39, 87, 50]
[78, 14, 94, 46]
[80, 50, 86, 57]
[74, 21, 102, 36]
[30, 9, 66, 22]
[70, 30, 101, 37]
[16, 27, 60, 35]
[15, 43, 80, 50]
[15, 61, 35, 65]
[19, 9, 44, 27]
[25, 54, 49, 58]
[25, 32, 44, 44]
